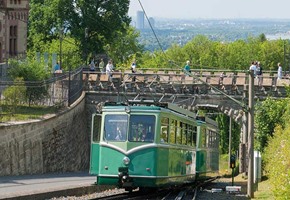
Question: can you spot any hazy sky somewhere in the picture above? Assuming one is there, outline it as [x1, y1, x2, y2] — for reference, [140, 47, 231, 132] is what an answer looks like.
[129, 0, 290, 19]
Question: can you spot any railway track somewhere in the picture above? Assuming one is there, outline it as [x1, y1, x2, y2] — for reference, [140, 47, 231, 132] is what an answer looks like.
[92, 178, 219, 200]
[47, 177, 237, 200]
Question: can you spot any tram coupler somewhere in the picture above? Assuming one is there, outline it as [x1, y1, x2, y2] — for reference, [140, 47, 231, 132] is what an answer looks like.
[118, 167, 133, 187]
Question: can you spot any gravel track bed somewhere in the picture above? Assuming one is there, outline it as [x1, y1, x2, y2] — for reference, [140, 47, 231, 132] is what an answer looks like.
[197, 176, 249, 200]
[48, 176, 249, 200]
[48, 188, 127, 200]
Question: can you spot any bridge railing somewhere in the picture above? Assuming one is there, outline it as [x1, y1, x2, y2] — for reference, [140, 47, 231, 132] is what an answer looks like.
[0, 67, 83, 110]
[83, 68, 289, 97]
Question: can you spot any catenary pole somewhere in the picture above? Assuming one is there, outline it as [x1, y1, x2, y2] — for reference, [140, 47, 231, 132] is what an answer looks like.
[184, 69, 254, 196]
[247, 69, 254, 198]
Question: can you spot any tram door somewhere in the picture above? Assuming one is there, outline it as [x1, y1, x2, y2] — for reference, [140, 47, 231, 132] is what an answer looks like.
[90, 114, 101, 175]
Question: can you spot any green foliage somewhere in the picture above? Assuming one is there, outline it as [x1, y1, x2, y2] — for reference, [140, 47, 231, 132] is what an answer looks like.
[8, 59, 50, 81]
[104, 26, 143, 69]
[258, 33, 267, 42]
[216, 114, 240, 154]
[28, 0, 140, 66]
[261, 92, 290, 198]
[2, 77, 27, 113]
[0, 104, 57, 122]
[7, 59, 50, 106]
[254, 98, 287, 152]
[140, 34, 290, 70]
[264, 125, 290, 199]
[27, 37, 83, 71]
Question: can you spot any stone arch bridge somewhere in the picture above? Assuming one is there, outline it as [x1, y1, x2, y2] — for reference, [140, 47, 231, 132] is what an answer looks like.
[83, 68, 288, 124]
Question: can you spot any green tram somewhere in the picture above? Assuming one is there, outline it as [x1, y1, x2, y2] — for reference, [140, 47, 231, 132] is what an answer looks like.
[90, 101, 219, 191]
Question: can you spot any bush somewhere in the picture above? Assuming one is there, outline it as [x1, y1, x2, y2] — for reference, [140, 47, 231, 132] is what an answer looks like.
[3, 77, 27, 113]
[264, 125, 290, 199]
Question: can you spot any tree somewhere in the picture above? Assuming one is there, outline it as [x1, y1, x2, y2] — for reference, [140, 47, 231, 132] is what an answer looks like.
[8, 59, 50, 106]
[28, 36, 83, 72]
[28, 0, 134, 64]
[262, 89, 290, 198]
[216, 114, 240, 154]
[258, 33, 267, 42]
[139, 34, 286, 70]
[254, 98, 287, 152]
[104, 25, 143, 69]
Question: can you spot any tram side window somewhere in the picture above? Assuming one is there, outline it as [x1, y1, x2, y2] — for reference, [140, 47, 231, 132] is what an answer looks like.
[129, 115, 155, 142]
[161, 117, 169, 143]
[176, 121, 182, 144]
[192, 126, 197, 147]
[169, 119, 176, 144]
[104, 115, 128, 141]
[92, 114, 101, 142]
[207, 130, 218, 148]
[207, 130, 212, 148]
[200, 126, 207, 148]
[214, 131, 219, 148]
[187, 124, 192, 146]
[181, 122, 187, 145]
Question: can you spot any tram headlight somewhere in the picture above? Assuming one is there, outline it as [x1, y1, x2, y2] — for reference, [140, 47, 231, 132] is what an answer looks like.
[125, 106, 131, 113]
[123, 156, 130, 165]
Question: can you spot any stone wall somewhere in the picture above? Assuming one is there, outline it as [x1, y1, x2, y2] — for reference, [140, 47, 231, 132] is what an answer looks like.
[0, 93, 90, 176]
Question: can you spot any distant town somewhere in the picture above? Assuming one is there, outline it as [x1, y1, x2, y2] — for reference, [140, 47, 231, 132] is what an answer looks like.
[131, 11, 290, 51]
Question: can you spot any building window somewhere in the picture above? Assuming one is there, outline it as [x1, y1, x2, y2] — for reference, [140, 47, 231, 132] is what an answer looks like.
[14, 26, 17, 36]
[9, 26, 17, 56]
[9, 39, 12, 55]
[14, 39, 17, 55]
[10, 26, 13, 36]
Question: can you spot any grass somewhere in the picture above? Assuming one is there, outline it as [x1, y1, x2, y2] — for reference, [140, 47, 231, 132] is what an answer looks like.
[253, 177, 275, 199]
[219, 154, 275, 199]
[0, 104, 58, 122]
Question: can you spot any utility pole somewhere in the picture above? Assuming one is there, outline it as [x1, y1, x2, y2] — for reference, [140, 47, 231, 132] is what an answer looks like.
[184, 69, 254, 197]
[247, 69, 254, 198]
[228, 116, 232, 169]
[284, 40, 286, 72]
[239, 85, 248, 174]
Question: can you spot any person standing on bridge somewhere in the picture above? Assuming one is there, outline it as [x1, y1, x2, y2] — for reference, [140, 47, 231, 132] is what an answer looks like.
[249, 61, 257, 77]
[54, 62, 61, 73]
[106, 59, 114, 81]
[184, 60, 191, 73]
[99, 58, 105, 73]
[89, 58, 95, 71]
[131, 60, 137, 82]
[277, 62, 283, 79]
[256, 61, 263, 86]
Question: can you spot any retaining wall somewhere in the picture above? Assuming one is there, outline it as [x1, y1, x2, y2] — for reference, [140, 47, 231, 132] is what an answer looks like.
[0, 93, 90, 176]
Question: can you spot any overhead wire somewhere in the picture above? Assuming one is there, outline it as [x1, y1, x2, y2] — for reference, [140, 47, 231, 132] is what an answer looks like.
[137, 0, 185, 68]
[137, 0, 165, 55]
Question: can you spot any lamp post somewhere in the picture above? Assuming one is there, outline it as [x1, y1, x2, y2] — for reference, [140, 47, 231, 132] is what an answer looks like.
[59, 27, 64, 70]
[85, 27, 88, 65]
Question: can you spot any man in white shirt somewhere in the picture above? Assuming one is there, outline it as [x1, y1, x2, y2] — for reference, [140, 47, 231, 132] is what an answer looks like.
[249, 61, 257, 77]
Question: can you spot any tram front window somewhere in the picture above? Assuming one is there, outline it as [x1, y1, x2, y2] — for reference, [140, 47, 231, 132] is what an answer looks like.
[129, 115, 156, 142]
[104, 115, 128, 141]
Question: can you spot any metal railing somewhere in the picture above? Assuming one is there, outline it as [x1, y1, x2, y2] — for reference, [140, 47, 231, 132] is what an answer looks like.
[0, 67, 83, 109]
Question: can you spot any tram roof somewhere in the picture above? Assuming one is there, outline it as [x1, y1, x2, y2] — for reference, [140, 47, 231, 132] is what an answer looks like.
[103, 100, 196, 119]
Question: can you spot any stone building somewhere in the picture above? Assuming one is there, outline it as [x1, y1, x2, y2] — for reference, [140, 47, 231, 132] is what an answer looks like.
[0, 0, 29, 63]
